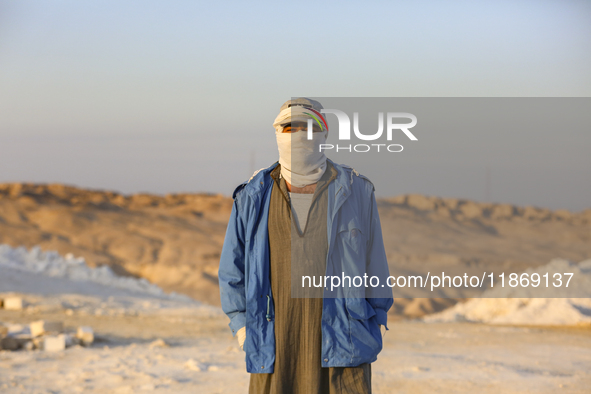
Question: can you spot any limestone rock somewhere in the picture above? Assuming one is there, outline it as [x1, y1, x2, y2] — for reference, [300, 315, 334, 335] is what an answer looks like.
[30, 320, 64, 337]
[460, 201, 483, 219]
[42, 335, 66, 352]
[2, 297, 23, 311]
[76, 326, 94, 346]
[491, 204, 515, 220]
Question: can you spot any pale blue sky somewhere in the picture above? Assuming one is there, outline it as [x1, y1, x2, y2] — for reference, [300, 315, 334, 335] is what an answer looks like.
[1, 1, 590, 210]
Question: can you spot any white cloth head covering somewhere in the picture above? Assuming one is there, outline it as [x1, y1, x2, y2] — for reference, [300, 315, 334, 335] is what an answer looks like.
[272, 99, 329, 187]
[272, 100, 329, 135]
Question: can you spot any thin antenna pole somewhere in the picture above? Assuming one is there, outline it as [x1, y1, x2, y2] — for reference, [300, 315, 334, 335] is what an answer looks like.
[485, 167, 491, 202]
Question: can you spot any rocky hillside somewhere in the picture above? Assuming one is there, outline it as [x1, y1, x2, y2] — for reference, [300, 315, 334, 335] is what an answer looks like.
[0, 183, 230, 306]
[1, 183, 590, 317]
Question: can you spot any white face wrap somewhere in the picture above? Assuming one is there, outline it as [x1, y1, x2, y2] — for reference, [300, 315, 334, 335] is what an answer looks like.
[272, 106, 329, 188]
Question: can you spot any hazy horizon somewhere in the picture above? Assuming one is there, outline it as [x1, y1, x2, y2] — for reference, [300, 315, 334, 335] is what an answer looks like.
[1, 1, 590, 211]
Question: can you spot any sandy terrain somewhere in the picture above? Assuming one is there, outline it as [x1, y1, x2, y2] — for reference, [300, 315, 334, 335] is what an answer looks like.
[1, 183, 590, 393]
[2, 301, 590, 393]
[1, 265, 591, 394]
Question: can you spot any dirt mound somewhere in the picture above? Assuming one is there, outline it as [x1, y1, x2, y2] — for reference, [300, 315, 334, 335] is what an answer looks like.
[424, 259, 591, 325]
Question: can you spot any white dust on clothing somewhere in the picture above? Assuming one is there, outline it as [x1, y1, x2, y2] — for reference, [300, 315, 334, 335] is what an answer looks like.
[424, 258, 591, 326]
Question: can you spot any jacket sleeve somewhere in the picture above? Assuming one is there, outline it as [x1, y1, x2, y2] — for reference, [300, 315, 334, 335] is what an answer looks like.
[218, 195, 247, 336]
[365, 187, 394, 329]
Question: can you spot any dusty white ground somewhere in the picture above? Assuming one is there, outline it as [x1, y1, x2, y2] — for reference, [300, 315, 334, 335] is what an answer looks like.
[425, 258, 591, 326]
[1, 248, 590, 393]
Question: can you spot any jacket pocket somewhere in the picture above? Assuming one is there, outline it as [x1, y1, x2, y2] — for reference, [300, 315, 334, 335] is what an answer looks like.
[337, 217, 364, 245]
[345, 298, 382, 362]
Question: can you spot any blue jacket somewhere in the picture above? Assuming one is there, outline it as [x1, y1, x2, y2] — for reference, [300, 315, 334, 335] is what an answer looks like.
[218, 158, 393, 373]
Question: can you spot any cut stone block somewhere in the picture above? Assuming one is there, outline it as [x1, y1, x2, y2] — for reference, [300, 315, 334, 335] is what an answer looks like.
[2, 297, 23, 311]
[76, 326, 94, 346]
[30, 320, 64, 337]
[43, 335, 66, 352]
[0, 336, 20, 351]
[0, 325, 8, 338]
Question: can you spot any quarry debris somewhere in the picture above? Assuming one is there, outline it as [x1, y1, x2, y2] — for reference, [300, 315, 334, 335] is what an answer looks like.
[30, 320, 64, 337]
[0, 321, 93, 351]
[42, 335, 66, 352]
[0, 336, 19, 351]
[2, 297, 23, 311]
[76, 326, 94, 346]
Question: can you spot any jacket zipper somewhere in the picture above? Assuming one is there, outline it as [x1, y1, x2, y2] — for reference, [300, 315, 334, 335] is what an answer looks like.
[266, 295, 272, 322]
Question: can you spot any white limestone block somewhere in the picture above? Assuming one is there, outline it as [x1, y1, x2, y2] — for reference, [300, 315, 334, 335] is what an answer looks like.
[2, 297, 23, 311]
[43, 335, 66, 352]
[76, 326, 94, 346]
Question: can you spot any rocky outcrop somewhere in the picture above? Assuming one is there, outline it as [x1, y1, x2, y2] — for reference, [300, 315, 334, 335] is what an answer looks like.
[382, 193, 590, 224]
[1, 182, 590, 315]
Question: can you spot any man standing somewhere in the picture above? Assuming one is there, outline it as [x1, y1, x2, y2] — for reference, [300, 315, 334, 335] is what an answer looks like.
[219, 98, 393, 393]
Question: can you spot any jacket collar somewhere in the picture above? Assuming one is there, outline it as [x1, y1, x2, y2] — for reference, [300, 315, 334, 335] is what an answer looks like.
[235, 158, 351, 200]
